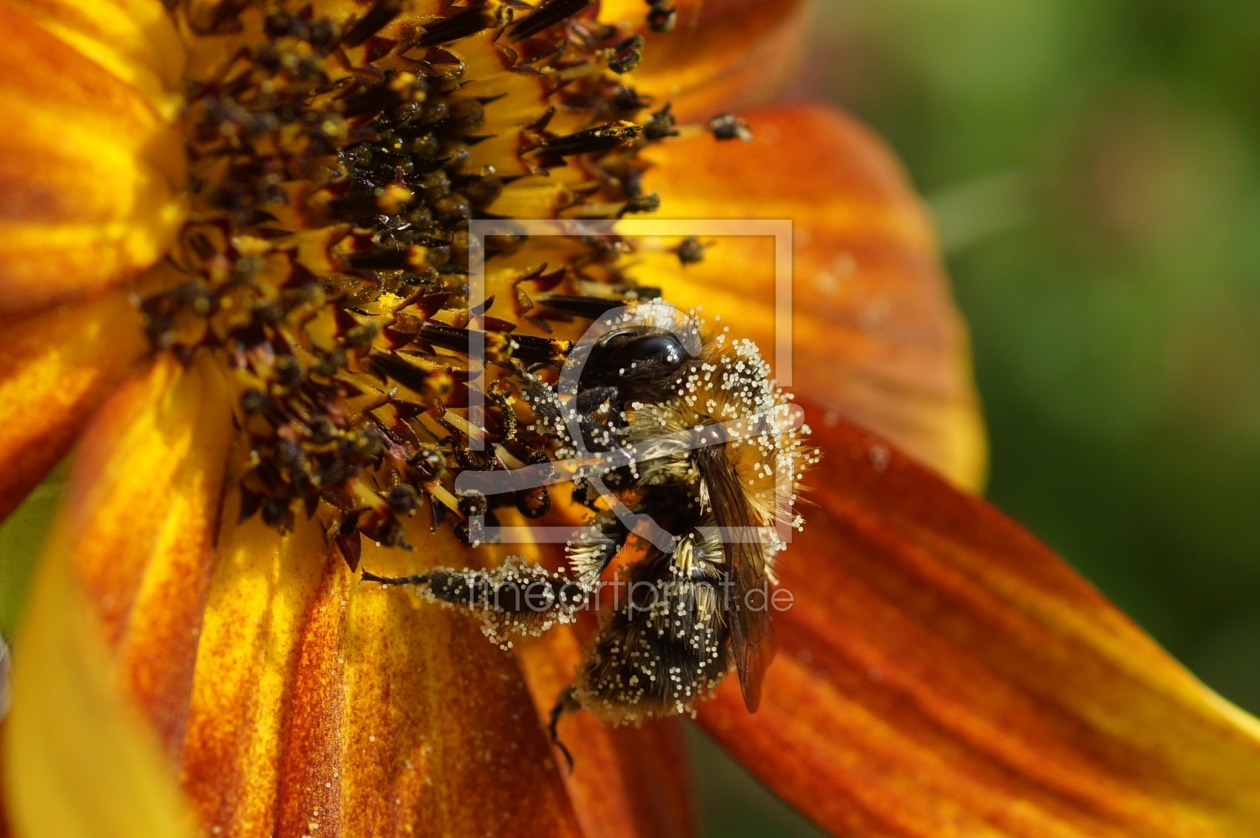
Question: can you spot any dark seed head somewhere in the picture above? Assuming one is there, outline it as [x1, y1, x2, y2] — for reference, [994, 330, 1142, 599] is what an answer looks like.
[387, 483, 422, 514]
[644, 105, 678, 141]
[618, 193, 661, 217]
[458, 492, 488, 519]
[240, 388, 270, 415]
[277, 440, 304, 467]
[275, 355, 304, 386]
[309, 416, 340, 444]
[411, 445, 446, 480]
[374, 518, 411, 548]
[515, 486, 551, 519]
[312, 349, 347, 377]
[344, 321, 381, 347]
[676, 236, 706, 265]
[647, 7, 675, 32]
[608, 35, 644, 74]
[709, 113, 753, 143]
[261, 496, 292, 530]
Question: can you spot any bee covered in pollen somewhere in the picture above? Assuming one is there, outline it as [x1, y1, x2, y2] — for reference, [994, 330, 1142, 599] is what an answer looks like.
[363, 298, 817, 765]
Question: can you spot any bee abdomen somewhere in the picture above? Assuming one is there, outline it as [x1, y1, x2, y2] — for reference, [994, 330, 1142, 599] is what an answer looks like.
[572, 570, 732, 723]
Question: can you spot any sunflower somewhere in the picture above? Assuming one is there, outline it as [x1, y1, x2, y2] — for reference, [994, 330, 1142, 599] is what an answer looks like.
[2, 0, 1259, 837]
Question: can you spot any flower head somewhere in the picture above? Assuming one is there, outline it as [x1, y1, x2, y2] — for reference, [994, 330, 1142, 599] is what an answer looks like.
[1, 1, 1259, 837]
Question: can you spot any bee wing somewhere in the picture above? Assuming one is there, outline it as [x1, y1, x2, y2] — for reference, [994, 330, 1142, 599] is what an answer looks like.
[696, 447, 778, 713]
[725, 537, 778, 713]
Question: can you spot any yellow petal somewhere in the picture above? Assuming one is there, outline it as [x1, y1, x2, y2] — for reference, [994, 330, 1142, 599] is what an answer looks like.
[0, 4, 186, 318]
[3, 353, 227, 838]
[0, 289, 147, 521]
[601, 0, 809, 120]
[6, 0, 184, 117]
[643, 103, 987, 490]
[4, 547, 196, 838]
[341, 538, 583, 838]
[468, 529, 696, 838]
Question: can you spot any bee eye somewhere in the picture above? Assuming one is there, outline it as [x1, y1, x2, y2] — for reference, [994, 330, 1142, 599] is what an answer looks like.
[607, 333, 688, 371]
[582, 329, 693, 391]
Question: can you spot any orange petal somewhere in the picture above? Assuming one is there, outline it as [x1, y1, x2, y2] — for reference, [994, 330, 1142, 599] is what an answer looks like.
[601, 0, 809, 120]
[181, 516, 583, 838]
[0, 289, 148, 522]
[515, 611, 696, 838]
[466, 527, 696, 838]
[4, 354, 223, 838]
[643, 104, 987, 490]
[54, 353, 232, 756]
[0, 4, 186, 319]
[698, 412, 1260, 837]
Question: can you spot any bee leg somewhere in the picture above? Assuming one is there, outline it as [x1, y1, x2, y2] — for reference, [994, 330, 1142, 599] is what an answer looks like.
[548, 685, 581, 772]
[360, 570, 430, 586]
[573, 385, 629, 435]
[361, 563, 591, 637]
[574, 384, 620, 414]
[565, 513, 630, 583]
[573, 385, 627, 451]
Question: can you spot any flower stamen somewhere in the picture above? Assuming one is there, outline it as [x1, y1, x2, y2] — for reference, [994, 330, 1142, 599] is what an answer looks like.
[139, 0, 685, 563]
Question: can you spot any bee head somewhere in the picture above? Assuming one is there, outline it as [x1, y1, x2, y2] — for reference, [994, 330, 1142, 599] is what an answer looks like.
[579, 327, 694, 397]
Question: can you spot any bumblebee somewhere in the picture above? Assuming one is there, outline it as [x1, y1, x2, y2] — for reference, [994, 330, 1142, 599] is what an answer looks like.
[364, 300, 814, 762]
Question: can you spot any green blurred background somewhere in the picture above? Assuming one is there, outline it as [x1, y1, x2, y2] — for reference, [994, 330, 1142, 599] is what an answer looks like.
[693, 0, 1260, 835]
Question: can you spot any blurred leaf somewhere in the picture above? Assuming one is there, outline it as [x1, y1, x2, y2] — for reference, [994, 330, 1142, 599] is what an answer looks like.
[0, 470, 66, 639]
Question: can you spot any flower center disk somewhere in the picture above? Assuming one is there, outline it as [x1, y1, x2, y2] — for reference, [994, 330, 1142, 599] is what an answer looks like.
[142, 0, 673, 559]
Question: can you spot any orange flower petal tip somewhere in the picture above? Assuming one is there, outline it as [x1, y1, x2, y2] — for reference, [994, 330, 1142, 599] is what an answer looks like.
[700, 413, 1260, 838]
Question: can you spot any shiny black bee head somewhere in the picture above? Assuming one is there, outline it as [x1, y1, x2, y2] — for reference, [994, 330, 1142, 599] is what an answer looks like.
[578, 327, 694, 402]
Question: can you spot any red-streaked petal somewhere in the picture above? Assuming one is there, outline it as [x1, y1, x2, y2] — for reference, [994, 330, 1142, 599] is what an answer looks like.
[515, 611, 696, 838]
[0, 289, 148, 521]
[643, 103, 987, 490]
[699, 413, 1260, 837]
[180, 514, 583, 838]
[53, 354, 232, 754]
[601, 0, 809, 120]
[0, 4, 186, 319]
[3, 354, 224, 838]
